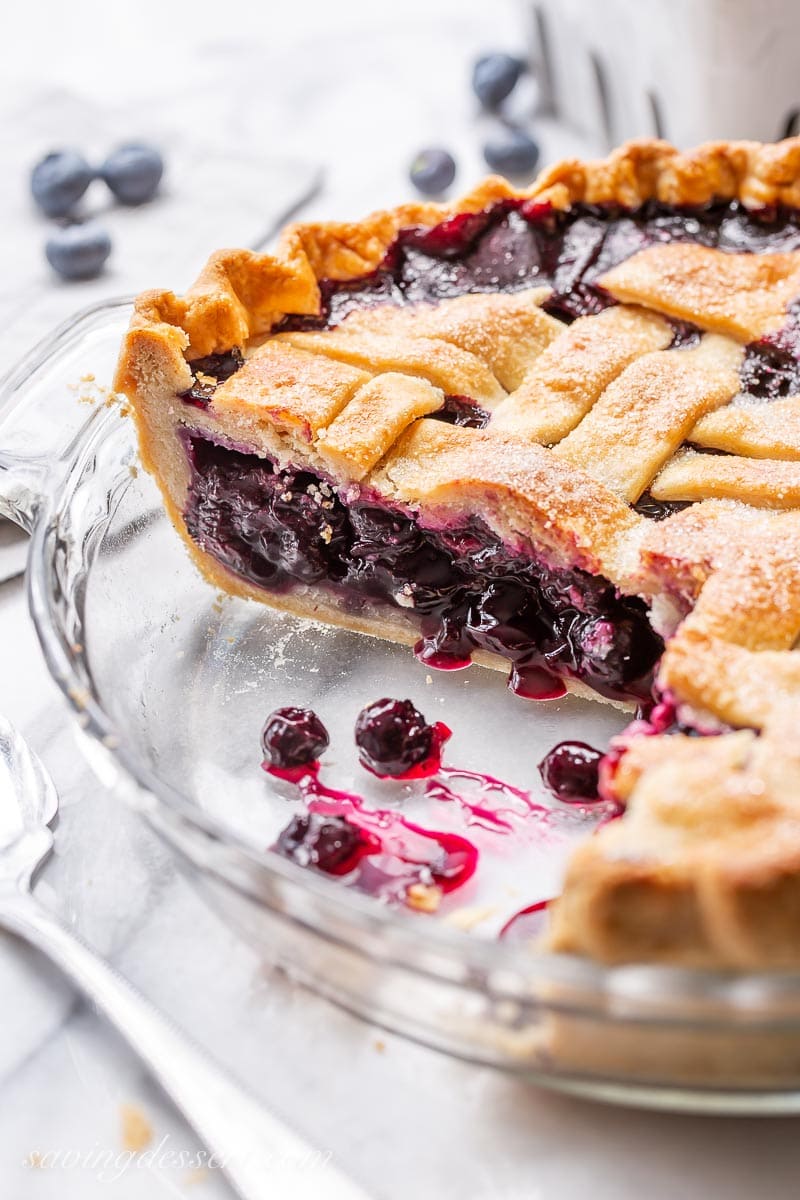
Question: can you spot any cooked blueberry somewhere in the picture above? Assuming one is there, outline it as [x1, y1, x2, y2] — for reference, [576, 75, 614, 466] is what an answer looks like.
[45, 223, 112, 281]
[576, 612, 662, 693]
[483, 128, 540, 178]
[276, 812, 371, 874]
[100, 142, 163, 205]
[31, 150, 93, 217]
[355, 698, 434, 777]
[539, 741, 602, 802]
[261, 707, 329, 769]
[409, 148, 456, 196]
[472, 53, 524, 109]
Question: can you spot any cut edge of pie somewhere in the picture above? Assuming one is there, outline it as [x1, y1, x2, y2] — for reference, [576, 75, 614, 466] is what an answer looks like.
[115, 137, 800, 972]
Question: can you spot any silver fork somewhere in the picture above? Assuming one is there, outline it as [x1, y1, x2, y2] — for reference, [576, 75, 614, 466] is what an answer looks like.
[0, 714, 371, 1200]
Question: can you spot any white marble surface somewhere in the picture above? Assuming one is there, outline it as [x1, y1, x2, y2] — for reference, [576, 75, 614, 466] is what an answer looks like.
[3, 2, 800, 1197]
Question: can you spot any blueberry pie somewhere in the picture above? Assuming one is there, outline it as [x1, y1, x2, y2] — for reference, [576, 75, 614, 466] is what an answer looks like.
[117, 138, 800, 970]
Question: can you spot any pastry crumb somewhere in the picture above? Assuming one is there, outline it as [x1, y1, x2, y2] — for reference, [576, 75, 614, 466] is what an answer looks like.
[373, 1038, 386, 1053]
[120, 1103, 153, 1153]
[443, 904, 497, 932]
[184, 1167, 210, 1187]
[406, 882, 443, 912]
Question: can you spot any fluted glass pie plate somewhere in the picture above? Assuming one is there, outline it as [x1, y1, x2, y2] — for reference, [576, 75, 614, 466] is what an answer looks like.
[5, 299, 800, 1114]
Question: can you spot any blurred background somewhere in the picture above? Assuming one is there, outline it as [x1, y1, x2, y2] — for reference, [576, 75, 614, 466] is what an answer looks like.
[4, 0, 798, 365]
[0, 0, 575, 362]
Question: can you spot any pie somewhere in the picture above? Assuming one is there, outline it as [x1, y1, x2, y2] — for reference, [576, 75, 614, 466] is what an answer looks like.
[116, 138, 800, 973]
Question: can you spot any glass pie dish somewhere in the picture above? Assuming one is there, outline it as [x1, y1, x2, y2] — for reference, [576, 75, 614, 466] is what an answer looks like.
[4, 299, 800, 1114]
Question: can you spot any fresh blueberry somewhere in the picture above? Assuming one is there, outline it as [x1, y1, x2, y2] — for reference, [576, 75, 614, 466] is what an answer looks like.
[472, 53, 524, 109]
[483, 127, 540, 178]
[100, 142, 164, 205]
[45, 223, 112, 281]
[30, 150, 93, 218]
[261, 706, 329, 770]
[409, 148, 456, 196]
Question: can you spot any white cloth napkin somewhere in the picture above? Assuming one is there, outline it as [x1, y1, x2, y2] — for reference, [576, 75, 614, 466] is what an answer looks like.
[0, 86, 322, 580]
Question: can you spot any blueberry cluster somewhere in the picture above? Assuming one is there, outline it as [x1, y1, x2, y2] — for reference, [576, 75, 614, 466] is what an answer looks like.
[409, 51, 539, 198]
[30, 143, 163, 281]
[261, 697, 439, 780]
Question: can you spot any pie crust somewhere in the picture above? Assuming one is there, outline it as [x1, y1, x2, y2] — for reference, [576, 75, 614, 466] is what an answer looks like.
[116, 138, 800, 971]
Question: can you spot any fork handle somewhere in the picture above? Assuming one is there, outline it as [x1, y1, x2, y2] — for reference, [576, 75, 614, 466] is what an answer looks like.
[1, 891, 370, 1200]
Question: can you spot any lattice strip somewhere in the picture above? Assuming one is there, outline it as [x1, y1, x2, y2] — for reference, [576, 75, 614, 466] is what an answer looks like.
[690, 396, 800, 459]
[277, 329, 505, 406]
[316, 374, 443, 479]
[551, 335, 742, 501]
[339, 288, 561, 390]
[212, 341, 370, 441]
[489, 305, 672, 444]
[599, 242, 800, 341]
[653, 449, 800, 508]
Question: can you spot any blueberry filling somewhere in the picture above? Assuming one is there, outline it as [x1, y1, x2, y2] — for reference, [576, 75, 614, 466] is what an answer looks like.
[632, 492, 692, 521]
[181, 347, 245, 409]
[275, 198, 800, 369]
[187, 198, 800, 416]
[177, 198, 800, 705]
[184, 435, 663, 703]
[428, 395, 491, 429]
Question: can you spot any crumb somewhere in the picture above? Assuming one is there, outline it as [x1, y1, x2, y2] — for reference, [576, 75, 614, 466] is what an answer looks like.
[425, 674, 433, 685]
[226, 636, 236, 644]
[443, 905, 497, 932]
[23, 1151, 43, 1169]
[406, 883, 443, 913]
[81, 372, 96, 383]
[373, 1039, 386, 1054]
[120, 1104, 153, 1153]
[70, 642, 83, 654]
[184, 1167, 210, 1187]
[129, 465, 139, 478]
[68, 685, 90, 709]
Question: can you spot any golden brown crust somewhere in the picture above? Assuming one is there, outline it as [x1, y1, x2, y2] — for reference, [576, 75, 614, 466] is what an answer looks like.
[115, 136, 800, 972]
[122, 137, 800, 360]
[599, 243, 800, 341]
[548, 716, 800, 969]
